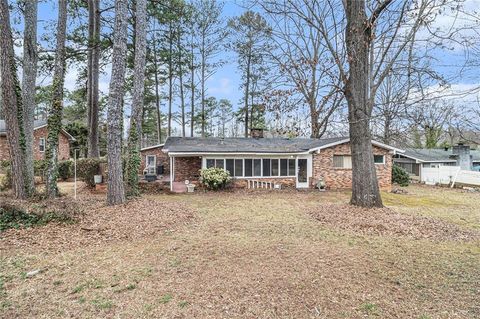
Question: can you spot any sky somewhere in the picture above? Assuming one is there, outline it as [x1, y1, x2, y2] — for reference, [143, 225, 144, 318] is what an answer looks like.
[10, 0, 480, 134]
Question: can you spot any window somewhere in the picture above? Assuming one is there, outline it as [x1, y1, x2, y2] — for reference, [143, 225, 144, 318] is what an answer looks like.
[262, 159, 271, 176]
[373, 155, 385, 164]
[226, 159, 234, 175]
[215, 159, 224, 169]
[39, 138, 45, 152]
[253, 159, 261, 176]
[206, 159, 215, 168]
[333, 155, 352, 169]
[146, 155, 156, 174]
[234, 159, 243, 177]
[288, 159, 296, 176]
[280, 159, 288, 176]
[244, 159, 253, 176]
[271, 159, 279, 176]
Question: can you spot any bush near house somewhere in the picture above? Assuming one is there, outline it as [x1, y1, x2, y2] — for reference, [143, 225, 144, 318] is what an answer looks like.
[77, 157, 106, 188]
[392, 164, 410, 187]
[200, 167, 232, 190]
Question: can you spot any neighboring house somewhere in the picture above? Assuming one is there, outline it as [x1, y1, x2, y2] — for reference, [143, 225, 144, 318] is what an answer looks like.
[0, 119, 75, 162]
[140, 130, 403, 191]
[393, 144, 480, 178]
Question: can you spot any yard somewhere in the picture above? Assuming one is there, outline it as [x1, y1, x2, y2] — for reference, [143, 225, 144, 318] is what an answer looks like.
[1, 184, 479, 318]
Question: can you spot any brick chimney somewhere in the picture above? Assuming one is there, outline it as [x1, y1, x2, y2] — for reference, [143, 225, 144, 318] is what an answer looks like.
[250, 128, 264, 138]
[452, 143, 472, 170]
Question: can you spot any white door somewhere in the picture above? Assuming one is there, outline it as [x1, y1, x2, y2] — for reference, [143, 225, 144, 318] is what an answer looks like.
[296, 155, 311, 188]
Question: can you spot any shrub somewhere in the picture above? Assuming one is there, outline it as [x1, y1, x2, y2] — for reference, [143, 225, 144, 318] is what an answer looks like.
[33, 160, 47, 177]
[200, 167, 231, 190]
[392, 164, 410, 187]
[76, 157, 106, 187]
[58, 160, 73, 181]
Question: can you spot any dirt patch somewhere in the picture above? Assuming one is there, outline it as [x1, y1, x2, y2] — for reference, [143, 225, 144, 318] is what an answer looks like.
[308, 204, 479, 241]
[0, 197, 196, 252]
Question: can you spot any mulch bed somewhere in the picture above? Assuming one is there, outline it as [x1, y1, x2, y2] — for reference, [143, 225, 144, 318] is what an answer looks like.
[308, 204, 480, 241]
[0, 196, 196, 252]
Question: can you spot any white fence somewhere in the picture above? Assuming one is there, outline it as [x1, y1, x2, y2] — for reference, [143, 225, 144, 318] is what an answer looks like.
[421, 166, 480, 186]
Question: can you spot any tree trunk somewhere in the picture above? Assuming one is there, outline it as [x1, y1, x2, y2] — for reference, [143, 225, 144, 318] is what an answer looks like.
[178, 34, 186, 137]
[45, 0, 68, 199]
[200, 32, 206, 137]
[153, 44, 162, 144]
[87, 0, 100, 158]
[0, 0, 28, 199]
[106, 0, 128, 205]
[190, 36, 195, 137]
[167, 22, 173, 137]
[244, 53, 251, 138]
[126, 0, 147, 197]
[21, 0, 38, 196]
[344, 0, 382, 207]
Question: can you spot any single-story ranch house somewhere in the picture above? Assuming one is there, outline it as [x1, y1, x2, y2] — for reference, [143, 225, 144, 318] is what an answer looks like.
[393, 144, 480, 179]
[140, 132, 403, 191]
[0, 119, 74, 162]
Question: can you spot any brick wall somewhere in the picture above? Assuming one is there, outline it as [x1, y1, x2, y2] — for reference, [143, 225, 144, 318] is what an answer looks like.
[0, 127, 70, 162]
[173, 156, 202, 182]
[140, 146, 170, 175]
[312, 142, 392, 190]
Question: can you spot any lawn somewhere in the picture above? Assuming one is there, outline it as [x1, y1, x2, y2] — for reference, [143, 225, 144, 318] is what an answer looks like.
[1, 184, 479, 318]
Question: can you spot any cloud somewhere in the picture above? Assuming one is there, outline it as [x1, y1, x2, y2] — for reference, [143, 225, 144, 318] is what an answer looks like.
[208, 77, 233, 95]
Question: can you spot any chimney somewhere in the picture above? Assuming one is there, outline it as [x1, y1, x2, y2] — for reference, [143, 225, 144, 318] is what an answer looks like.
[452, 143, 472, 170]
[250, 128, 264, 139]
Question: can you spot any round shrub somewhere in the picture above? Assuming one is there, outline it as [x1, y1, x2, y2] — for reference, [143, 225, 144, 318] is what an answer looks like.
[76, 157, 106, 187]
[58, 160, 73, 181]
[200, 167, 231, 190]
[392, 164, 410, 187]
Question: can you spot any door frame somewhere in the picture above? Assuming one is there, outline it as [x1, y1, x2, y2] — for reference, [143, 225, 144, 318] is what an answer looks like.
[296, 154, 312, 188]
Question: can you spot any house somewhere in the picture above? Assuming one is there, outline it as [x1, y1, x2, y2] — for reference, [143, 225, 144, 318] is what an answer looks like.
[0, 119, 74, 162]
[393, 144, 480, 179]
[140, 130, 403, 191]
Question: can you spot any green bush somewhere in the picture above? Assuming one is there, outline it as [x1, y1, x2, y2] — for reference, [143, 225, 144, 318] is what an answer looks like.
[58, 160, 73, 181]
[76, 157, 106, 187]
[200, 167, 231, 190]
[392, 164, 410, 187]
[34, 160, 47, 177]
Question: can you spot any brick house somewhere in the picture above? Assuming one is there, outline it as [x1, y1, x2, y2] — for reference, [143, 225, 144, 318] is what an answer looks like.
[0, 119, 74, 162]
[140, 132, 403, 192]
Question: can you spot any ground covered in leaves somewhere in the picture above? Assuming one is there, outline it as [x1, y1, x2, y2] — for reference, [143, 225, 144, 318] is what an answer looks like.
[1, 183, 479, 318]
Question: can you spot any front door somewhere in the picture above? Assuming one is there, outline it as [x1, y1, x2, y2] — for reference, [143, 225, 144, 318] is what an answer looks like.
[296, 157, 309, 188]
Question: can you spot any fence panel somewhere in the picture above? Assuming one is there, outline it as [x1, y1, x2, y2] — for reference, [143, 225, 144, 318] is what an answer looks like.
[421, 166, 480, 186]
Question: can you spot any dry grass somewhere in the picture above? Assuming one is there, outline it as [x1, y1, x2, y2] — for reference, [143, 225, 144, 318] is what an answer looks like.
[0, 184, 479, 318]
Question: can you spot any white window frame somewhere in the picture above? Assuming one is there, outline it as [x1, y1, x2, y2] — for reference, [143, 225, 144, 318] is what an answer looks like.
[373, 154, 385, 165]
[145, 155, 156, 174]
[39, 138, 46, 153]
[332, 155, 352, 169]
[202, 156, 297, 179]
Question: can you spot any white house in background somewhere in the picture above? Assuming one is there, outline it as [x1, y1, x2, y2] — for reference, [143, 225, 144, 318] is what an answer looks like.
[393, 144, 480, 179]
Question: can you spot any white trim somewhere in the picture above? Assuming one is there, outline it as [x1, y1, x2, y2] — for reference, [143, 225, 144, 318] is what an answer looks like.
[307, 138, 405, 154]
[168, 151, 308, 156]
[296, 154, 312, 188]
[373, 154, 386, 165]
[141, 143, 165, 151]
[396, 153, 457, 163]
[145, 155, 156, 174]
[169, 156, 174, 191]
[39, 137, 46, 153]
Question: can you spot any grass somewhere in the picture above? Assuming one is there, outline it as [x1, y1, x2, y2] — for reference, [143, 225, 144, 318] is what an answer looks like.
[0, 183, 478, 318]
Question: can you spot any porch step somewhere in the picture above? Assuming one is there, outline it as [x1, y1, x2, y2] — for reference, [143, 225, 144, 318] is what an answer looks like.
[247, 180, 278, 189]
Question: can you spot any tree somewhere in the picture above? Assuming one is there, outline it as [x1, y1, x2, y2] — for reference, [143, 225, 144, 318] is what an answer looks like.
[194, 0, 228, 137]
[86, 0, 101, 158]
[45, 0, 68, 199]
[21, 0, 38, 196]
[0, 0, 29, 199]
[228, 11, 271, 137]
[215, 99, 233, 137]
[106, 0, 128, 205]
[126, 0, 147, 197]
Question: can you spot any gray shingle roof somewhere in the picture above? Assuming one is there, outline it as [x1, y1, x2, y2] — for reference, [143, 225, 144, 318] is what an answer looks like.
[0, 119, 47, 135]
[403, 148, 480, 162]
[163, 136, 349, 153]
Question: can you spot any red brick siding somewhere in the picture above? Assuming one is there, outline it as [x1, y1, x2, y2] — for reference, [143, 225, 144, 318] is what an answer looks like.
[173, 156, 202, 182]
[140, 146, 170, 175]
[0, 127, 70, 162]
[312, 142, 392, 190]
